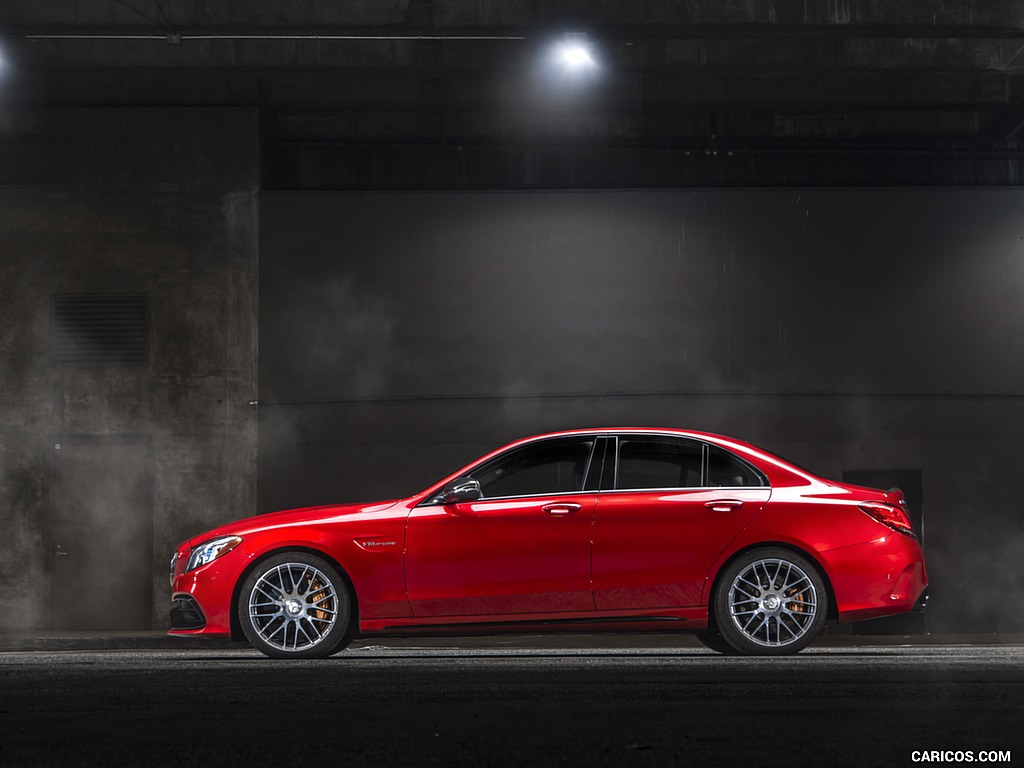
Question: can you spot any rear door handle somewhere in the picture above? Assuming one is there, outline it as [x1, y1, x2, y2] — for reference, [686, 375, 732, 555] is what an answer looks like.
[543, 503, 581, 516]
[705, 499, 744, 513]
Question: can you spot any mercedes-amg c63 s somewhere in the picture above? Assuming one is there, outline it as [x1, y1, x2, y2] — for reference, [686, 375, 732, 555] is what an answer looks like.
[169, 428, 928, 658]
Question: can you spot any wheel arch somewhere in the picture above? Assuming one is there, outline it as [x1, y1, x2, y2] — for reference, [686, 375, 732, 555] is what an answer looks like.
[706, 541, 839, 627]
[229, 545, 360, 641]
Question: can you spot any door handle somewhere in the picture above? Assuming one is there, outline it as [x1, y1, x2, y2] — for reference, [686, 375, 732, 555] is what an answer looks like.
[56, 545, 69, 557]
[705, 499, 744, 513]
[542, 503, 581, 516]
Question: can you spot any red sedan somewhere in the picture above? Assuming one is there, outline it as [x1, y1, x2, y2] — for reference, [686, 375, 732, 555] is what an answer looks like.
[169, 428, 928, 658]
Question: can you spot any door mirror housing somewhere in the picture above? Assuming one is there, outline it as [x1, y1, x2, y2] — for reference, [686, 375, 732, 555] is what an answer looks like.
[442, 478, 482, 504]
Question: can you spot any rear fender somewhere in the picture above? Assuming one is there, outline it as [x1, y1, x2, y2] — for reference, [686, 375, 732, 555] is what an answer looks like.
[703, 540, 840, 624]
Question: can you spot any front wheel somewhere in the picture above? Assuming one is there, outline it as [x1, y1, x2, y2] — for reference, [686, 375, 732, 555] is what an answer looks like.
[238, 552, 353, 659]
[712, 547, 827, 656]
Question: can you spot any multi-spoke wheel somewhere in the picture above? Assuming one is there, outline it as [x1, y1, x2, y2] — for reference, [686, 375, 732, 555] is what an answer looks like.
[712, 547, 827, 656]
[238, 552, 352, 659]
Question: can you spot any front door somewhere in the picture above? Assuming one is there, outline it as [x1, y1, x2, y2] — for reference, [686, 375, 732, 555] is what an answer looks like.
[49, 437, 154, 630]
[406, 436, 598, 618]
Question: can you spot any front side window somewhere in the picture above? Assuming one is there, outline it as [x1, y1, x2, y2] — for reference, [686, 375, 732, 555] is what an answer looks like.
[616, 437, 703, 490]
[469, 438, 596, 498]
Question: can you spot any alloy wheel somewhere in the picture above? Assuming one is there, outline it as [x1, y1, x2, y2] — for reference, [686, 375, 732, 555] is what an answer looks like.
[247, 561, 340, 653]
[726, 557, 818, 647]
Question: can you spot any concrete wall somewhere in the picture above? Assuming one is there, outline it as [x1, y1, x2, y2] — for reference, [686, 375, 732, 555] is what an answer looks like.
[0, 107, 259, 630]
[1, 103, 1021, 635]
[259, 189, 1024, 633]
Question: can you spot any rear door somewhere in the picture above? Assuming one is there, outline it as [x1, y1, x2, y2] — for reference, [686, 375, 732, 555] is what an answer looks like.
[592, 435, 770, 611]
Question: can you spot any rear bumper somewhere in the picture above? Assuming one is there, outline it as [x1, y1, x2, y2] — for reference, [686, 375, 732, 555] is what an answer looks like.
[822, 533, 928, 623]
[911, 586, 930, 613]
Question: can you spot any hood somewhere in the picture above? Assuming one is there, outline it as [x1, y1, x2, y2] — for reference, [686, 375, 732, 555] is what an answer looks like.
[187, 498, 401, 546]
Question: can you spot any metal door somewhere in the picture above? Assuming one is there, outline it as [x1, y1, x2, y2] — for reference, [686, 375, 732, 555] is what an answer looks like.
[49, 437, 154, 630]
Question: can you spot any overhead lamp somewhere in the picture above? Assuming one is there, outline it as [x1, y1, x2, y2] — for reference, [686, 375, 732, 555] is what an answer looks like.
[557, 33, 595, 70]
[533, 31, 602, 98]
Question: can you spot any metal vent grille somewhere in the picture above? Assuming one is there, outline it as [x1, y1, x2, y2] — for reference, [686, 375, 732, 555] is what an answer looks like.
[51, 293, 149, 365]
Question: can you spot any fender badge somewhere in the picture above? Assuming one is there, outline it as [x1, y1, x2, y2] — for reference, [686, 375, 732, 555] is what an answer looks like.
[354, 538, 399, 552]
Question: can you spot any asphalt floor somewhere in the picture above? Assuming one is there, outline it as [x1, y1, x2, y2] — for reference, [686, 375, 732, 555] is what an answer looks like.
[2, 641, 1021, 767]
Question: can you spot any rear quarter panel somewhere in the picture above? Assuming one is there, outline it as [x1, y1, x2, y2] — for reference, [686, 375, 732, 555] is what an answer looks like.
[701, 485, 909, 614]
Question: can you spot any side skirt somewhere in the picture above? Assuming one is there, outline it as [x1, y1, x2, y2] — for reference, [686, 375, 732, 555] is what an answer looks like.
[355, 609, 717, 638]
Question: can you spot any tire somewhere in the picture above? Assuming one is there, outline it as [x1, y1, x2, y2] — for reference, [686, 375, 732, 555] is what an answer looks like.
[694, 629, 741, 655]
[238, 552, 353, 659]
[712, 547, 827, 656]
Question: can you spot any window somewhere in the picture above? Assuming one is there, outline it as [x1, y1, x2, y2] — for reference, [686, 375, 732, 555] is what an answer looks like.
[470, 438, 595, 498]
[706, 445, 766, 487]
[617, 437, 703, 490]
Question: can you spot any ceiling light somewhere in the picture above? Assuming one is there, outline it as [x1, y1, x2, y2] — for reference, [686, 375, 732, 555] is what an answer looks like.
[557, 33, 595, 70]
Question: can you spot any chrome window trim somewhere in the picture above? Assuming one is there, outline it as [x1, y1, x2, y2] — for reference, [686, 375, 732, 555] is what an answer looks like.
[420, 484, 768, 505]
[597, 485, 769, 495]
[418, 488, 597, 506]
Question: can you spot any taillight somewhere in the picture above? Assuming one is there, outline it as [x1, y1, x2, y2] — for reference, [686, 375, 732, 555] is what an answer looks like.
[859, 501, 916, 537]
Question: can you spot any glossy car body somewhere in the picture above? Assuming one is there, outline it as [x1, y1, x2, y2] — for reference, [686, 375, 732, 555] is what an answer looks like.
[169, 428, 928, 657]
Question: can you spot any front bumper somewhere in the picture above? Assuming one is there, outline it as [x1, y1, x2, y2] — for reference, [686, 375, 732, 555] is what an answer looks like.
[169, 596, 206, 630]
[167, 542, 250, 637]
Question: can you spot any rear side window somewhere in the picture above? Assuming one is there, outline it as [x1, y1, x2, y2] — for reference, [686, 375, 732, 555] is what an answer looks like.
[471, 438, 596, 498]
[706, 444, 767, 487]
[617, 437, 703, 490]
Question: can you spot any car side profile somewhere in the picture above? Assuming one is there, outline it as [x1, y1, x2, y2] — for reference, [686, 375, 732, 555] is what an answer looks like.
[169, 428, 928, 658]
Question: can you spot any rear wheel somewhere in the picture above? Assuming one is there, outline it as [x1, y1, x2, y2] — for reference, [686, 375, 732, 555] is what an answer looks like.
[713, 547, 827, 656]
[238, 552, 353, 659]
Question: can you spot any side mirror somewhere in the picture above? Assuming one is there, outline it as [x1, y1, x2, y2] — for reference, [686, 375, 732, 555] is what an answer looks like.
[442, 478, 482, 504]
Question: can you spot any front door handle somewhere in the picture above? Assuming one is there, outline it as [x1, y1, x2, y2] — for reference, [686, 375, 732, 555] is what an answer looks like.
[543, 503, 581, 516]
[705, 499, 744, 513]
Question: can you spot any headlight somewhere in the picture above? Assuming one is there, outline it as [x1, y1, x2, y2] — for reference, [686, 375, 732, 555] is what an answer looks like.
[185, 535, 243, 573]
[169, 552, 178, 586]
